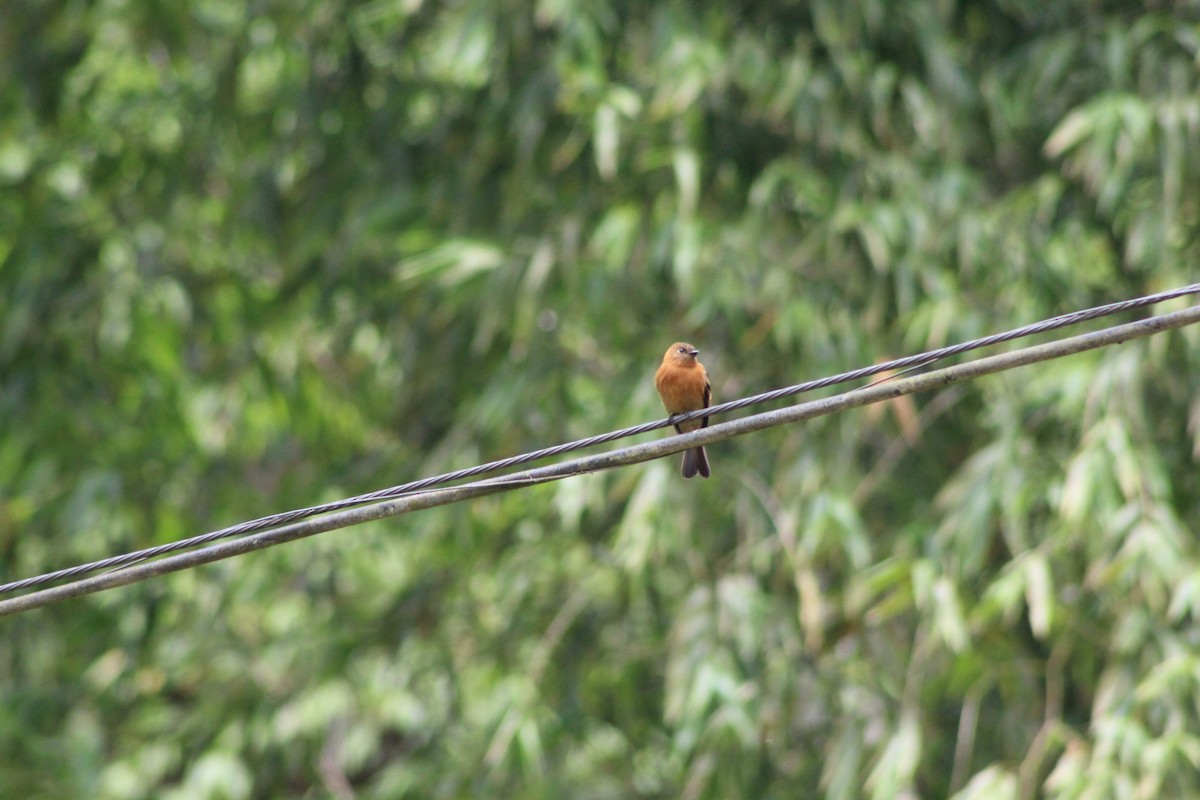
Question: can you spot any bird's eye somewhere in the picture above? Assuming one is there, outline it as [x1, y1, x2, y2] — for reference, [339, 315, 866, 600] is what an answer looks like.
[678, 347, 686, 353]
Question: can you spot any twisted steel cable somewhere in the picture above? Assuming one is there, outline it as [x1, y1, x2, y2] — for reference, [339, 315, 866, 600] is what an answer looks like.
[1, 283, 1196, 596]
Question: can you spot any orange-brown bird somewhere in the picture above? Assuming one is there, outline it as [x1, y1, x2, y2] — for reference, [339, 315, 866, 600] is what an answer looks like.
[654, 342, 712, 479]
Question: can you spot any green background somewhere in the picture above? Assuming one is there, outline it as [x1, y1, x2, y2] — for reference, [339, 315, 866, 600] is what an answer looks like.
[3, 1, 1200, 797]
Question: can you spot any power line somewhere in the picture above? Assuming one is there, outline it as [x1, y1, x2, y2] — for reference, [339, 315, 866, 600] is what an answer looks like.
[1, 283, 1198, 599]
[3, 302, 1198, 618]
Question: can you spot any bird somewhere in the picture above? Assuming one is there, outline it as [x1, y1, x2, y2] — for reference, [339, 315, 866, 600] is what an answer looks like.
[654, 342, 712, 479]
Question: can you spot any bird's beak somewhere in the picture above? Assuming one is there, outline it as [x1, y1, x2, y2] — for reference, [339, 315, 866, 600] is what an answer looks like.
[689, 348, 700, 356]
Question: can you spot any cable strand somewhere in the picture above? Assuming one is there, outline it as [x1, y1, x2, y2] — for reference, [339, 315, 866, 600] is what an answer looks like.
[1, 283, 1197, 596]
[4, 301, 1199, 617]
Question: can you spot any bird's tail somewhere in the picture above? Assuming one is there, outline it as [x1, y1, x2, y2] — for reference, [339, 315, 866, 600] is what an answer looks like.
[681, 446, 711, 479]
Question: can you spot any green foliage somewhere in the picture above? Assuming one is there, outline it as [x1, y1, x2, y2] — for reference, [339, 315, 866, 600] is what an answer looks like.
[2, 0, 1200, 797]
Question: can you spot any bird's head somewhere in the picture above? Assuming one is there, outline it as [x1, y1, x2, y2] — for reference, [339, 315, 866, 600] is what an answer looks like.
[664, 342, 700, 365]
